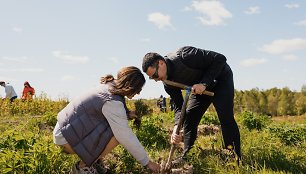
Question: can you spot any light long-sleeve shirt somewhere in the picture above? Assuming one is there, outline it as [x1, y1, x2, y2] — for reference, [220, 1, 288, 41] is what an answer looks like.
[5, 84, 17, 99]
[102, 100, 149, 166]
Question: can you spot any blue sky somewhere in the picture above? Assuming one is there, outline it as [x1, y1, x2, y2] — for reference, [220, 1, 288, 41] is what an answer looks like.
[1, 0, 306, 100]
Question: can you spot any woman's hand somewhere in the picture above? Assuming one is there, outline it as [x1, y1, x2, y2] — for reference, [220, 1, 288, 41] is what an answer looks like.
[127, 110, 137, 120]
[146, 161, 160, 173]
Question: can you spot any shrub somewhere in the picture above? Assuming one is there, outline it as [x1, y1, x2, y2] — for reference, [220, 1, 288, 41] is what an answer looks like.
[134, 99, 151, 116]
[268, 124, 306, 145]
[135, 115, 169, 150]
[41, 112, 57, 127]
[0, 130, 75, 173]
[133, 99, 152, 129]
[238, 111, 271, 130]
[200, 112, 220, 125]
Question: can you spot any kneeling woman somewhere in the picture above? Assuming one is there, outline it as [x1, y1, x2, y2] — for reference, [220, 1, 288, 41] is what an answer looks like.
[53, 66, 160, 173]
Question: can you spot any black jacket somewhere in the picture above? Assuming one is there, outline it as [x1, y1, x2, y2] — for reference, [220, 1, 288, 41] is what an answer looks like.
[163, 46, 231, 124]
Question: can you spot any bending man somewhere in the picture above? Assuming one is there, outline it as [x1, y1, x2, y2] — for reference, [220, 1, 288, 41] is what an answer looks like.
[142, 46, 241, 163]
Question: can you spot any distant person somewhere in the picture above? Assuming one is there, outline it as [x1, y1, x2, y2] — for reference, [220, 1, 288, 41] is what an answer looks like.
[157, 95, 167, 112]
[169, 97, 175, 111]
[161, 96, 167, 112]
[0, 81, 17, 102]
[22, 81, 35, 100]
[142, 46, 241, 164]
[53, 66, 160, 174]
[157, 95, 162, 109]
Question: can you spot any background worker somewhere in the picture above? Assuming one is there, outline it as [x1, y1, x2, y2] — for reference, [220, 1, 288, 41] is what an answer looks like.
[22, 81, 35, 100]
[0, 81, 18, 102]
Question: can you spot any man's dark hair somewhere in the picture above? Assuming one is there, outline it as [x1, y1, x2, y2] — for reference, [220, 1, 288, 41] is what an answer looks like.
[142, 52, 164, 72]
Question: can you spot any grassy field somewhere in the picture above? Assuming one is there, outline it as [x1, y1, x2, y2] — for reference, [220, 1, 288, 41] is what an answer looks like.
[272, 115, 306, 124]
[0, 99, 305, 174]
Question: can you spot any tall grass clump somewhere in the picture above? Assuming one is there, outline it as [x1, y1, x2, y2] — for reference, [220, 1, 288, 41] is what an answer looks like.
[268, 123, 306, 146]
[200, 112, 220, 125]
[0, 93, 68, 117]
[237, 111, 271, 130]
[0, 113, 76, 174]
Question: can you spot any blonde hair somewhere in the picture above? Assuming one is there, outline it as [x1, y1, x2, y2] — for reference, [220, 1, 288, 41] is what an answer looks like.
[100, 66, 145, 96]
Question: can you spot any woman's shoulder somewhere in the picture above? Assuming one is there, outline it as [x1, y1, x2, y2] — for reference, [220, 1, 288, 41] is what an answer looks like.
[89, 84, 123, 100]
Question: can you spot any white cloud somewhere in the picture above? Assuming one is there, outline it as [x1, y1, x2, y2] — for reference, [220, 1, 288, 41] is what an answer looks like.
[12, 27, 23, 33]
[2, 56, 28, 62]
[0, 68, 44, 72]
[148, 12, 175, 30]
[244, 6, 261, 15]
[285, 4, 300, 9]
[107, 57, 119, 64]
[240, 58, 267, 67]
[189, 0, 232, 26]
[140, 38, 151, 42]
[294, 19, 306, 26]
[260, 38, 306, 54]
[281, 68, 289, 73]
[21, 68, 44, 72]
[0, 76, 6, 81]
[53, 51, 89, 63]
[183, 6, 192, 11]
[61, 75, 76, 81]
[0, 76, 17, 83]
[22, 68, 44, 72]
[282, 54, 299, 61]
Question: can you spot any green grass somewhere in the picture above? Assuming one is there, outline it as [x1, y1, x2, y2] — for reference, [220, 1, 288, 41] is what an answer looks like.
[0, 99, 305, 173]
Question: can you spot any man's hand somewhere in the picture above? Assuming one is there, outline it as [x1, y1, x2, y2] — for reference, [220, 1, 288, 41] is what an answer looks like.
[170, 125, 182, 144]
[191, 83, 207, 95]
[146, 161, 160, 173]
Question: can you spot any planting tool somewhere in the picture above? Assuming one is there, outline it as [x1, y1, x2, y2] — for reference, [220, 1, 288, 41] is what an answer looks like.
[163, 80, 214, 97]
[160, 80, 214, 173]
[161, 87, 191, 174]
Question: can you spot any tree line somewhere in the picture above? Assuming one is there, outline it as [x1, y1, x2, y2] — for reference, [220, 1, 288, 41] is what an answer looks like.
[233, 85, 306, 116]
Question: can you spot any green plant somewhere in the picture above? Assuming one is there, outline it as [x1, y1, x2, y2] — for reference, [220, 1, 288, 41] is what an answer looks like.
[135, 115, 169, 150]
[133, 99, 152, 129]
[41, 111, 57, 127]
[134, 99, 151, 116]
[1, 96, 306, 173]
[238, 111, 271, 130]
[200, 112, 220, 125]
[268, 124, 306, 145]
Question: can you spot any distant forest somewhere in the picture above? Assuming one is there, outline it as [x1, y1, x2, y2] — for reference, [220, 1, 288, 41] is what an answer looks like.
[233, 85, 306, 116]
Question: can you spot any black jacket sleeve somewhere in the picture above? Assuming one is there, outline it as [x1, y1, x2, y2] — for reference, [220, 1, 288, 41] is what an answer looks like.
[181, 46, 227, 87]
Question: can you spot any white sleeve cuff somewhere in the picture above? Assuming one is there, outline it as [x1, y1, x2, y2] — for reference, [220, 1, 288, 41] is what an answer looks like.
[139, 156, 150, 166]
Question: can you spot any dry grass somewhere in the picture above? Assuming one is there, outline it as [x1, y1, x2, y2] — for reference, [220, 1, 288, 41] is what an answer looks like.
[271, 115, 306, 124]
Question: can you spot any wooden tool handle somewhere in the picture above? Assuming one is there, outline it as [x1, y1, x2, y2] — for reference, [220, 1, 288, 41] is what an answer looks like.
[163, 80, 214, 96]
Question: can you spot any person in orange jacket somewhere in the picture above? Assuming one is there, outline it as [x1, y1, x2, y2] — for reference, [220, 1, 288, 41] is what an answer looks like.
[22, 81, 35, 100]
